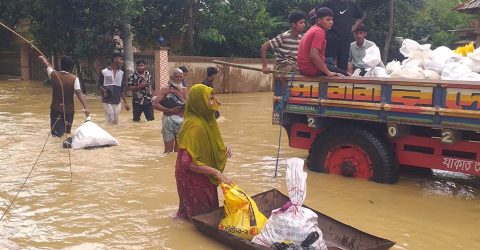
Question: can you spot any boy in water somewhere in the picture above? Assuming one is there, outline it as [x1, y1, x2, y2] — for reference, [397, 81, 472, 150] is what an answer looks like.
[38, 55, 90, 137]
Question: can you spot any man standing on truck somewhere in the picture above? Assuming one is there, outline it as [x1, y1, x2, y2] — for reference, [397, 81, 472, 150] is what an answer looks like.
[261, 10, 306, 74]
[348, 25, 385, 75]
[309, 0, 366, 71]
[298, 7, 344, 77]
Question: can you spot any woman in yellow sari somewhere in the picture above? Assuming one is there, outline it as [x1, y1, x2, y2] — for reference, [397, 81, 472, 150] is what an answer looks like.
[175, 84, 232, 218]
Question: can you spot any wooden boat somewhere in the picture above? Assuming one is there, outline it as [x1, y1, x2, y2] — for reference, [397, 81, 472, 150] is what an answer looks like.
[191, 189, 395, 250]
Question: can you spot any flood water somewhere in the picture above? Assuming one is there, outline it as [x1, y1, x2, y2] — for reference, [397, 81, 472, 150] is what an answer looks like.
[0, 80, 479, 250]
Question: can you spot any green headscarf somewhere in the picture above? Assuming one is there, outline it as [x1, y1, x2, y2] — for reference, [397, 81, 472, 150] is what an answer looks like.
[178, 84, 227, 184]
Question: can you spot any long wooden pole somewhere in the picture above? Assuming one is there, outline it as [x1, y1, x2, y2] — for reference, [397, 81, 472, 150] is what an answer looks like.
[212, 60, 290, 74]
[0, 21, 47, 58]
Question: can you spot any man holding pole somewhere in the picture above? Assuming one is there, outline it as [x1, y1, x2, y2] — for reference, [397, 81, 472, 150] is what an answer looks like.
[38, 55, 90, 137]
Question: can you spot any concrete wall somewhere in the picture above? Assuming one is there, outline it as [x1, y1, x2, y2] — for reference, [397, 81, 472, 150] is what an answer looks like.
[167, 55, 274, 93]
[2, 51, 275, 93]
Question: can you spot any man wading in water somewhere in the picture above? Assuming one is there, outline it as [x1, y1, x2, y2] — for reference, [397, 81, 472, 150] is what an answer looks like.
[153, 68, 188, 153]
[38, 55, 90, 137]
[98, 52, 130, 125]
[127, 59, 154, 122]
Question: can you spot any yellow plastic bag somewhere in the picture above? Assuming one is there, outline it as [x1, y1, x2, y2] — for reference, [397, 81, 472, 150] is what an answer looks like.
[454, 42, 475, 57]
[218, 183, 267, 240]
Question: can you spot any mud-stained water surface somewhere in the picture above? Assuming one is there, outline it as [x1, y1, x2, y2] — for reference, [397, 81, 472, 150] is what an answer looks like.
[1, 81, 479, 250]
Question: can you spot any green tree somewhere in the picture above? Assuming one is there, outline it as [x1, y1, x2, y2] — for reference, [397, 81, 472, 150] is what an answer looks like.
[131, 0, 188, 51]
[197, 0, 277, 57]
[0, 0, 33, 51]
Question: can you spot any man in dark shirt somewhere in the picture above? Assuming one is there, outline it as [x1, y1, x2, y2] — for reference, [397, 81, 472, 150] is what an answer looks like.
[179, 65, 188, 87]
[201, 66, 221, 118]
[309, 0, 366, 71]
[201, 66, 218, 88]
[128, 59, 154, 122]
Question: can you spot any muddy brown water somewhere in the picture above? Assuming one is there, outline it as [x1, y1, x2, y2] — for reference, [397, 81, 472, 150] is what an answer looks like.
[0, 81, 479, 250]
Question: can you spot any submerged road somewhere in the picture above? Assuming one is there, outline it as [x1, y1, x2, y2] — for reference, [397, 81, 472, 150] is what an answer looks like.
[0, 81, 479, 249]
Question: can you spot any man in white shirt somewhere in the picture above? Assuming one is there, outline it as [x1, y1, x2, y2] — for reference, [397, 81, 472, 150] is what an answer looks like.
[348, 25, 385, 75]
[98, 52, 130, 124]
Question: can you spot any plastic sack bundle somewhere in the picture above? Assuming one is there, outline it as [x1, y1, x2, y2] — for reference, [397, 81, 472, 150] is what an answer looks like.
[252, 158, 328, 250]
[422, 70, 441, 80]
[364, 67, 390, 78]
[425, 46, 460, 73]
[441, 61, 473, 80]
[71, 118, 118, 149]
[385, 60, 402, 75]
[399, 39, 432, 58]
[362, 45, 382, 69]
[218, 183, 267, 240]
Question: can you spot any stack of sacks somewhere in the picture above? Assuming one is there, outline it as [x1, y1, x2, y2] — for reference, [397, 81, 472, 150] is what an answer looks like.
[385, 39, 480, 81]
[360, 45, 389, 77]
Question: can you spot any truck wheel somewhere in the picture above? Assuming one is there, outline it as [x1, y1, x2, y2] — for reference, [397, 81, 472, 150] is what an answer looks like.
[307, 126, 398, 184]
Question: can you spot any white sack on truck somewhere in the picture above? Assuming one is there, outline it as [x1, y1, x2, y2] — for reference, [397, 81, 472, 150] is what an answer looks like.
[363, 45, 382, 69]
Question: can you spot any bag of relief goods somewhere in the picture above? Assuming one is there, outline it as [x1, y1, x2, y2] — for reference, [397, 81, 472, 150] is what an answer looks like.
[425, 46, 460, 73]
[386, 60, 402, 75]
[464, 49, 480, 73]
[363, 45, 382, 69]
[422, 70, 441, 80]
[441, 61, 473, 80]
[396, 64, 425, 79]
[218, 183, 267, 240]
[364, 67, 390, 78]
[400, 39, 432, 58]
[71, 118, 118, 149]
[252, 158, 328, 250]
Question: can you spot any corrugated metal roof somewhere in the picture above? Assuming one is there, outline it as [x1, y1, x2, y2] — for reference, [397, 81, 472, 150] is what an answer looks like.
[454, 0, 480, 13]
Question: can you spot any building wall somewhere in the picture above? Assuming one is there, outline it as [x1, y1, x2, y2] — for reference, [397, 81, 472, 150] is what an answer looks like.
[168, 56, 274, 93]
[3, 51, 275, 93]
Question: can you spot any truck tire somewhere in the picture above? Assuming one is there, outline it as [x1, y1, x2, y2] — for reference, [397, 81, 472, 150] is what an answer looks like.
[307, 126, 399, 184]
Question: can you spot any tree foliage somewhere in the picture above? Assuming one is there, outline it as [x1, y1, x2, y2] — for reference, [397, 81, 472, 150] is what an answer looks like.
[0, 0, 475, 59]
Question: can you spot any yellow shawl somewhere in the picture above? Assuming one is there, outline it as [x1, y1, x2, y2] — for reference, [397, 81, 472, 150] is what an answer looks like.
[178, 84, 227, 184]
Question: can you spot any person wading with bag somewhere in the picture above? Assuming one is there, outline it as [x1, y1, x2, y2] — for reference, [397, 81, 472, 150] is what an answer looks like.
[175, 84, 233, 219]
[153, 68, 188, 153]
[38, 55, 90, 137]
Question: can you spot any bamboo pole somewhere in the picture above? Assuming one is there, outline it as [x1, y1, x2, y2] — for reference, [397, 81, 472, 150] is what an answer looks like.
[0, 21, 47, 58]
[212, 60, 290, 74]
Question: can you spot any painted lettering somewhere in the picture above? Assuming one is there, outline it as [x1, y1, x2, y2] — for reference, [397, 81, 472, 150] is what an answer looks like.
[391, 86, 433, 106]
[290, 82, 319, 98]
[442, 157, 480, 174]
[445, 88, 480, 110]
[327, 83, 381, 102]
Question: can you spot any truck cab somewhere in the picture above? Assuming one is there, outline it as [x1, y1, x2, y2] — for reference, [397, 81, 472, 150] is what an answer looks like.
[273, 75, 480, 183]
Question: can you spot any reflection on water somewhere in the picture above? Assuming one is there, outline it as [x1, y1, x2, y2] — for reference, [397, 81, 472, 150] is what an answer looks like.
[1, 81, 479, 249]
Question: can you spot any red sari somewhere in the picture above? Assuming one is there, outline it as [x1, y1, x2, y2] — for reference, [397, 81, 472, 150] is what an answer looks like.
[175, 149, 219, 218]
